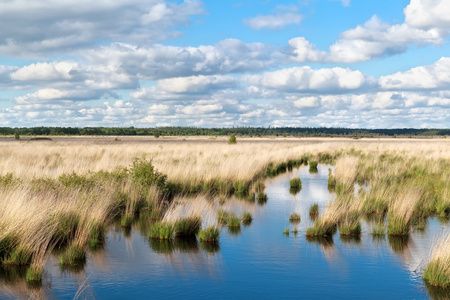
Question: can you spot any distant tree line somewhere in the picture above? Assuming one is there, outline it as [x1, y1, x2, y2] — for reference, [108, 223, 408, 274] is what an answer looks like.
[1, 126, 449, 137]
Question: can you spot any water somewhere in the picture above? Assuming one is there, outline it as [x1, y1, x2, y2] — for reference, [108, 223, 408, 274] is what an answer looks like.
[1, 165, 449, 299]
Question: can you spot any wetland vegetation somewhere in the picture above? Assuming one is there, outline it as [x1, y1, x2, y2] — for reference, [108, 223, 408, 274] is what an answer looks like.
[0, 136, 449, 297]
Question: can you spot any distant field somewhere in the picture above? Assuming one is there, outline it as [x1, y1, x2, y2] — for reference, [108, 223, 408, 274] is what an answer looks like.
[1, 136, 449, 184]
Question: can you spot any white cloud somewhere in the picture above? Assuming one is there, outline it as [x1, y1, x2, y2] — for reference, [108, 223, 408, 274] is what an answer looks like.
[83, 39, 276, 80]
[245, 66, 370, 92]
[244, 6, 302, 30]
[379, 57, 450, 90]
[0, 0, 205, 57]
[288, 15, 442, 63]
[11, 62, 79, 81]
[156, 75, 236, 94]
[404, 0, 450, 30]
[181, 103, 223, 115]
[288, 37, 326, 63]
[293, 96, 321, 109]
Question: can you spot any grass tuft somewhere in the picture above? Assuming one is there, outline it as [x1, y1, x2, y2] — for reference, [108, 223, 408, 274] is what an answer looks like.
[174, 216, 201, 237]
[25, 264, 43, 284]
[198, 226, 220, 242]
[289, 177, 302, 189]
[309, 203, 319, 219]
[423, 234, 450, 289]
[59, 244, 86, 266]
[227, 214, 241, 228]
[339, 221, 361, 236]
[241, 212, 252, 224]
[148, 222, 174, 240]
[289, 213, 301, 224]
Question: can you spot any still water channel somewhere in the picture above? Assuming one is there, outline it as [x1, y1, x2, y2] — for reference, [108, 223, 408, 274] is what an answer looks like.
[1, 165, 449, 299]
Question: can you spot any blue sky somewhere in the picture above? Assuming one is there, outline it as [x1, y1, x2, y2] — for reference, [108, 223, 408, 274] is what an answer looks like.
[0, 0, 449, 128]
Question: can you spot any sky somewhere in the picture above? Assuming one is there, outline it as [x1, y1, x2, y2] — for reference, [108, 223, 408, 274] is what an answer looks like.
[0, 0, 450, 129]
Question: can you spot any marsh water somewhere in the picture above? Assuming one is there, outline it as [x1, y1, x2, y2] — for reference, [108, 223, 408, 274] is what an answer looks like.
[1, 165, 450, 299]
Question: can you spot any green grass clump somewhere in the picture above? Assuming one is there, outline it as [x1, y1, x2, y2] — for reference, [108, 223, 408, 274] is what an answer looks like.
[306, 219, 337, 237]
[198, 226, 220, 242]
[372, 223, 386, 236]
[283, 228, 290, 235]
[436, 202, 450, 217]
[52, 212, 80, 244]
[339, 221, 361, 236]
[227, 214, 241, 228]
[422, 234, 450, 289]
[254, 181, 265, 193]
[234, 181, 250, 198]
[327, 169, 336, 191]
[59, 244, 86, 266]
[289, 213, 301, 224]
[309, 203, 319, 219]
[148, 222, 174, 240]
[241, 212, 252, 224]
[309, 161, 318, 171]
[423, 259, 450, 289]
[26, 265, 43, 284]
[2, 246, 32, 266]
[387, 215, 410, 236]
[217, 210, 229, 225]
[120, 214, 133, 228]
[257, 192, 268, 202]
[174, 216, 201, 237]
[289, 177, 302, 189]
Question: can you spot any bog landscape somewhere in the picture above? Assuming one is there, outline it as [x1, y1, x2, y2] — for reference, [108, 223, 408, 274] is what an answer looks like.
[0, 134, 449, 299]
[2, 0, 450, 298]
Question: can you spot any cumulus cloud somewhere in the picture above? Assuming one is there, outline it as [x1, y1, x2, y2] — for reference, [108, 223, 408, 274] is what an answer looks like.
[244, 6, 303, 30]
[287, 0, 450, 64]
[156, 75, 236, 94]
[0, 0, 204, 57]
[11, 62, 79, 81]
[404, 0, 450, 31]
[288, 15, 442, 63]
[245, 66, 371, 92]
[82, 39, 276, 80]
[379, 57, 450, 90]
[293, 96, 321, 109]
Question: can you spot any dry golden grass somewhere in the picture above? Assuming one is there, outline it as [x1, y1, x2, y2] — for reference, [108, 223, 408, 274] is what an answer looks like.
[1, 137, 449, 185]
[334, 155, 358, 188]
